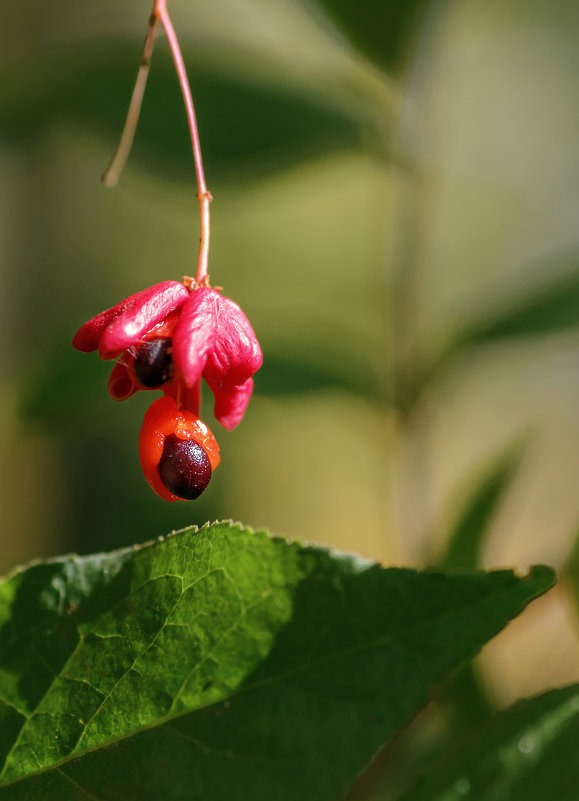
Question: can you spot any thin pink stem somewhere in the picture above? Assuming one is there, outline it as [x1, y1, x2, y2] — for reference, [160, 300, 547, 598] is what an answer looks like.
[156, 2, 212, 285]
[102, 0, 212, 284]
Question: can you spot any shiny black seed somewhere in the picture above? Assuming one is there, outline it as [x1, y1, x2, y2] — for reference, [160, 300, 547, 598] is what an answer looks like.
[158, 434, 212, 500]
[134, 338, 173, 388]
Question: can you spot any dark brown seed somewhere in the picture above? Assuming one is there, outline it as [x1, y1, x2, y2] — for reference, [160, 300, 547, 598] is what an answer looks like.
[134, 338, 173, 388]
[158, 434, 212, 500]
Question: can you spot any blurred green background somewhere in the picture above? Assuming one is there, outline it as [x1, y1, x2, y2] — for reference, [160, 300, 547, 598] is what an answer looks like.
[2, 0, 579, 796]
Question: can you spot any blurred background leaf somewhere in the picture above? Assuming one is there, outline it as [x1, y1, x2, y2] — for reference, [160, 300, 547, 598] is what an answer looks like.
[256, 346, 382, 399]
[561, 527, 579, 622]
[440, 443, 525, 572]
[313, 0, 429, 72]
[0, 47, 368, 184]
[440, 248, 579, 366]
[399, 684, 579, 801]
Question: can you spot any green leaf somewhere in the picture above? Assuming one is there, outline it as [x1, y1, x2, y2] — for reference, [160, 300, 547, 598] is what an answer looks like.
[0, 46, 363, 182]
[0, 523, 554, 800]
[430, 254, 579, 396]
[458, 256, 579, 346]
[257, 348, 381, 399]
[398, 684, 579, 801]
[314, 0, 428, 72]
[562, 527, 579, 620]
[433, 446, 525, 763]
[19, 339, 110, 429]
[441, 444, 524, 572]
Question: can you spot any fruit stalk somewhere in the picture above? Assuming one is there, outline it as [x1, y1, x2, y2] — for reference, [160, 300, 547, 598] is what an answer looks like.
[101, 0, 212, 285]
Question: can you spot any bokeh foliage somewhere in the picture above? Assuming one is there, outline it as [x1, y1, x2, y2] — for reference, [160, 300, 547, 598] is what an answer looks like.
[2, 0, 579, 797]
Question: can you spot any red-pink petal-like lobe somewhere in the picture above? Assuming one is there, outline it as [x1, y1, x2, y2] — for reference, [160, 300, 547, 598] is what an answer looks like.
[172, 287, 219, 387]
[71, 281, 188, 357]
[173, 287, 262, 390]
[73, 306, 126, 353]
[107, 361, 139, 401]
[203, 295, 263, 390]
[208, 377, 254, 430]
[98, 281, 189, 359]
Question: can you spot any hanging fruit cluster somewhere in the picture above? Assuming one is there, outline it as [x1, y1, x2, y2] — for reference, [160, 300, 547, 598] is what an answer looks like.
[73, 0, 262, 501]
[73, 281, 262, 501]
